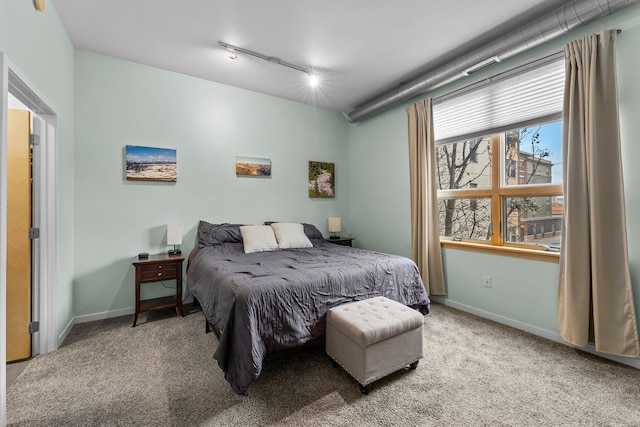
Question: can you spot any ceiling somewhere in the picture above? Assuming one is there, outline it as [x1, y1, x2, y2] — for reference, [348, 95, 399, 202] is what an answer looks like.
[50, 0, 575, 114]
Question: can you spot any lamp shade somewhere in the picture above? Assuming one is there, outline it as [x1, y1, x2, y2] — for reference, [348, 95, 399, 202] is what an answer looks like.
[167, 224, 182, 245]
[328, 217, 341, 233]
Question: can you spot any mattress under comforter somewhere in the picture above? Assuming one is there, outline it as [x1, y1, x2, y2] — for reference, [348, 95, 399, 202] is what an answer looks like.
[187, 239, 429, 395]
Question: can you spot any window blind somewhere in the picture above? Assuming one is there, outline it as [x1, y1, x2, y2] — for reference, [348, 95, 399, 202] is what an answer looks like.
[433, 54, 565, 145]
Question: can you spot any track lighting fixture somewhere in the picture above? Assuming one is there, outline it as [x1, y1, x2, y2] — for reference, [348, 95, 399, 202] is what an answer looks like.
[218, 41, 319, 87]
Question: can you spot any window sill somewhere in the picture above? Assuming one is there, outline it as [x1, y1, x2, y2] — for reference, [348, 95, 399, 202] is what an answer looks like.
[440, 240, 560, 263]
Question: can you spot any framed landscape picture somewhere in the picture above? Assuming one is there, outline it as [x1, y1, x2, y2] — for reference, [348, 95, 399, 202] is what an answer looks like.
[308, 161, 335, 198]
[236, 156, 272, 177]
[125, 145, 177, 182]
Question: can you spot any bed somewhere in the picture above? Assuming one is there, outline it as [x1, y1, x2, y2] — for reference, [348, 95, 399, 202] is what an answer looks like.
[186, 221, 430, 395]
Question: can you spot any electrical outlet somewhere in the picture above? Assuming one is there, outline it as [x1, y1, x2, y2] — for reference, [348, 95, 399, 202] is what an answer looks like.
[483, 275, 492, 288]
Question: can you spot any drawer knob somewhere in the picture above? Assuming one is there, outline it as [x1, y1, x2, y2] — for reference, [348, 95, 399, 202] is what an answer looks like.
[158, 265, 162, 269]
[158, 273, 162, 277]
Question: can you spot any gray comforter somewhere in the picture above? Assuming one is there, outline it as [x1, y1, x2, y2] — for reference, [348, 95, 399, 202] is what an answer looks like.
[187, 239, 430, 395]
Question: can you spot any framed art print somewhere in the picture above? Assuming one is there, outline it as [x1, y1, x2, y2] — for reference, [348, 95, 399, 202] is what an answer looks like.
[308, 161, 335, 198]
[125, 145, 177, 182]
[236, 156, 272, 177]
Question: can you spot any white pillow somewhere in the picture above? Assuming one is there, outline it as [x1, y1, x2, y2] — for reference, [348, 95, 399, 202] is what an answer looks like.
[271, 223, 313, 249]
[239, 225, 279, 254]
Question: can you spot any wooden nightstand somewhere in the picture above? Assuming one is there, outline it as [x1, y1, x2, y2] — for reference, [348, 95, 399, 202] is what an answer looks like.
[325, 237, 354, 247]
[132, 254, 184, 327]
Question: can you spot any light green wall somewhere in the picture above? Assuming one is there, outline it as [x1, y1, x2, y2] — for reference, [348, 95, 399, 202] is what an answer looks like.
[73, 50, 349, 316]
[348, 111, 412, 256]
[0, 0, 75, 336]
[3, 0, 640, 347]
[348, 4, 640, 343]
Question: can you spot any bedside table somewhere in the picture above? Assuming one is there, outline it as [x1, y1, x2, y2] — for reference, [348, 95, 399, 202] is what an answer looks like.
[132, 254, 184, 327]
[325, 237, 354, 247]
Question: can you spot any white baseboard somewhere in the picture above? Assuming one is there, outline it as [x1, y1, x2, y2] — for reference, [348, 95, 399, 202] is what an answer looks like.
[430, 296, 640, 370]
[57, 307, 135, 348]
[55, 298, 194, 348]
[74, 307, 135, 325]
[57, 318, 75, 348]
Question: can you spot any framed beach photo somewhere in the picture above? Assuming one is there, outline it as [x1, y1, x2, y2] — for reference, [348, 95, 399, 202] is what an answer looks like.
[236, 156, 272, 177]
[308, 161, 335, 198]
[125, 145, 177, 182]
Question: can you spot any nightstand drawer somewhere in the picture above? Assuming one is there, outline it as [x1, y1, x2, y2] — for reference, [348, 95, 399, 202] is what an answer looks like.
[140, 264, 177, 282]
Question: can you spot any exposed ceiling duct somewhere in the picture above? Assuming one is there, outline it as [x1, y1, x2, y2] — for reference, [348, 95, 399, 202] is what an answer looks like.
[346, 0, 640, 123]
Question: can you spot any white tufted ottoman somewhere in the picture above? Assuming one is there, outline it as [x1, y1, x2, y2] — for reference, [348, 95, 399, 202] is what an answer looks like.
[326, 296, 424, 394]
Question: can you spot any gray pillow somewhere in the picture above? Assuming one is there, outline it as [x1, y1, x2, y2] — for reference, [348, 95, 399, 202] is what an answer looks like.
[198, 221, 244, 247]
[303, 223, 324, 240]
[264, 221, 324, 240]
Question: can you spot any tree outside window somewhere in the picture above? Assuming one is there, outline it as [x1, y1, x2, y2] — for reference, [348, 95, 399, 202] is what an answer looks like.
[435, 120, 563, 250]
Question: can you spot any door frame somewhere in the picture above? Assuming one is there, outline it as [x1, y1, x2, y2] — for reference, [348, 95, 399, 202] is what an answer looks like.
[0, 53, 58, 426]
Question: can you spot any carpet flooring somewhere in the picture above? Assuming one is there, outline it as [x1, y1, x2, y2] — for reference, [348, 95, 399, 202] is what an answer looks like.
[7, 303, 640, 426]
[6, 361, 28, 390]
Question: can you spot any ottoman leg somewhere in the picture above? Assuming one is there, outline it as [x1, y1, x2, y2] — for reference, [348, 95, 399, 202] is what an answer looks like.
[360, 383, 370, 394]
[409, 360, 419, 370]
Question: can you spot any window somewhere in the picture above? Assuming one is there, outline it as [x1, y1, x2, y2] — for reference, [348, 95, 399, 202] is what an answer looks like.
[435, 120, 563, 250]
[432, 54, 564, 257]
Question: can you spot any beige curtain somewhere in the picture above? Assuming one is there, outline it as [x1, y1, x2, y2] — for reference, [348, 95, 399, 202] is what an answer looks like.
[558, 30, 640, 357]
[407, 99, 446, 295]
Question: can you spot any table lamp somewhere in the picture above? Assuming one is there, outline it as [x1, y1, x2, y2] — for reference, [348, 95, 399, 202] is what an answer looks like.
[328, 217, 341, 239]
[167, 224, 182, 255]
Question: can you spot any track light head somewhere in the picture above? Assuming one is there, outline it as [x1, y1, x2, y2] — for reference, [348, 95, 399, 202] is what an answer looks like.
[308, 74, 319, 87]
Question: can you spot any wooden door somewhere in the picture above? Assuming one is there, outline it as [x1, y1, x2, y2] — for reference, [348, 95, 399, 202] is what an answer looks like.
[7, 108, 32, 362]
